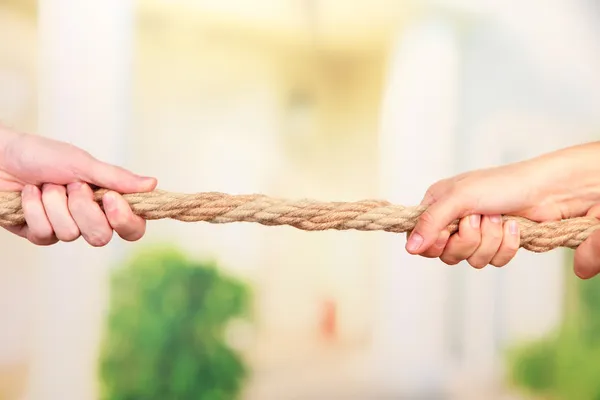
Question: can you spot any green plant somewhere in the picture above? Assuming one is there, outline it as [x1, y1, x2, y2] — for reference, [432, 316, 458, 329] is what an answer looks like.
[99, 246, 251, 400]
[507, 336, 557, 395]
[506, 252, 600, 400]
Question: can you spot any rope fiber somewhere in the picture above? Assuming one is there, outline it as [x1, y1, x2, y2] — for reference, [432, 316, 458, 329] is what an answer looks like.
[0, 189, 598, 253]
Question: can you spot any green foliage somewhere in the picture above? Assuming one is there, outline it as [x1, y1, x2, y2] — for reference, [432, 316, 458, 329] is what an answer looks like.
[507, 337, 557, 395]
[507, 256, 600, 400]
[99, 246, 251, 400]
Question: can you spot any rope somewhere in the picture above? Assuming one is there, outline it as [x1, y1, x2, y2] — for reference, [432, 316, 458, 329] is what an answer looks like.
[0, 189, 598, 253]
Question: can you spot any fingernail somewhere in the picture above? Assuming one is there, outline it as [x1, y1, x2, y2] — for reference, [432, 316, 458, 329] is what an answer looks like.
[407, 233, 424, 252]
[470, 215, 481, 228]
[509, 220, 518, 235]
[490, 215, 502, 224]
[103, 192, 117, 212]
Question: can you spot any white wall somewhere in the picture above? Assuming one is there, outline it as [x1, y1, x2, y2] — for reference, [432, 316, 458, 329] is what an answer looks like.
[370, 14, 461, 396]
[27, 1, 133, 400]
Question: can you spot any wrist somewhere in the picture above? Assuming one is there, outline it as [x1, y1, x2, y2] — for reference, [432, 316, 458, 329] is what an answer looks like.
[0, 124, 23, 167]
[571, 144, 600, 203]
[531, 142, 600, 215]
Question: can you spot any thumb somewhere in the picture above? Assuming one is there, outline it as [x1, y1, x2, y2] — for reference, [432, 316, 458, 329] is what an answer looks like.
[573, 204, 600, 279]
[406, 197, 464, 255]
[81, 158, 157, 194]
[574, 230, 600, 279]
[587, 204, 600, 219]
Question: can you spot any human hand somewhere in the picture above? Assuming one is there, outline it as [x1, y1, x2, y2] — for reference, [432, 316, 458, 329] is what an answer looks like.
[0, 126, 157, 246]
[414, 213, 521, 269]
[406, 142, 600, 272]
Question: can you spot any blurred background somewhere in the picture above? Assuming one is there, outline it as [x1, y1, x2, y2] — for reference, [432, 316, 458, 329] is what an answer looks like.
[1, 0, 600, 399]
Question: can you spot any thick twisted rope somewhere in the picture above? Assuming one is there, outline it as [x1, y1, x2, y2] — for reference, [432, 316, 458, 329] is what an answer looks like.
[0, 189, 598, 253]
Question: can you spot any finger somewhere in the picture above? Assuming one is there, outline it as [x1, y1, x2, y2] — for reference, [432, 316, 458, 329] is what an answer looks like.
[103, 191, 147, 241]
[490, 219, 520, 267]
[67, 182, 113, 247]
[439, 215, 481, 265]
[574, 229, 600, 279]
[420, 179, 452, 206]
[573, 205, 600, 279]
[406, 196, 470, 255]
[22, 185, 58, 245]
[41, 184, 80, 242]
[467, 215, 503, 269]
[2, 224, 28, 239]
[587, 204, 600, 218]
[420, 230, 451, 258]
[81, 157, 157, 194]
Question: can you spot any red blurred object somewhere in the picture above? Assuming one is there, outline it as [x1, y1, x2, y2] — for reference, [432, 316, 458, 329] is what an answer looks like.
[320, 298, 337, 340]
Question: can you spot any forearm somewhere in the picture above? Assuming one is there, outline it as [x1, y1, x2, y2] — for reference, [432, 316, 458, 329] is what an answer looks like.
[527, 141, 600, 215]
[0, 123, 21, 147]
[0, 124, 25, 167]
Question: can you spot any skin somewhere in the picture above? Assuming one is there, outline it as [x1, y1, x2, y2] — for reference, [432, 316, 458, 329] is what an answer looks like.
[1, 123, 598, 277]
[0, 125, 157, 246]
[406, 141, 600, 279]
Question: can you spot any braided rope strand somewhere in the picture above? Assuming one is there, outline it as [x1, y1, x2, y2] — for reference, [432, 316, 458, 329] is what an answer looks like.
[0, 189, 598, 253]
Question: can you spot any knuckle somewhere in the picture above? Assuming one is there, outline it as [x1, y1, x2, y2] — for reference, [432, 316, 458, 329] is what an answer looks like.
[108, 211, 131, 230]
[440, 255, 460, 266]
[116, 220, 146, 242]
[490, 258, 508, 268]
[88, 237, 110, 247]
[418, 209, 437, 228]
[423, 179, 448, 199]
[497, 240, 520, 259]
[490, 245, 518, 267]
[85, 231, 112, 247]
[124, 229, 145, 242]
[28, 236, 43, 245]
[431, 178, 454, 193]
[57, 227, 80, 242]
[67, 182, 90, 196]
[422, 188, 439, 205]
[28, 232, 56, 246]
[28, 227, 54, 243]
[421, 250, 439, 259]
[468, 258, 488, 269]
[42, 184, 66, 196]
